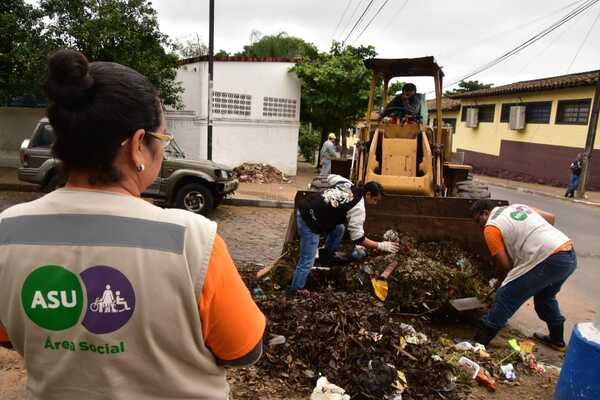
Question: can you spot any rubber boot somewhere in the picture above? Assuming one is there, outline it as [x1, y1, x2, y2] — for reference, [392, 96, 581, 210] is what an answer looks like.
[473, 324, 499, 346]
[534, 322, 566, 352]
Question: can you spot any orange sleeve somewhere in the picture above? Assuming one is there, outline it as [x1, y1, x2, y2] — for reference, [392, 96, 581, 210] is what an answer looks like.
[484, 226, 506, 256]
[198, 235, 266, 361]
[0, 324, 9, 343]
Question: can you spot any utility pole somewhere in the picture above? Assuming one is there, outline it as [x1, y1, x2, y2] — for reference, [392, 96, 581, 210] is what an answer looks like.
[576, 79, 600, 198]
[206, 0, 214, 160]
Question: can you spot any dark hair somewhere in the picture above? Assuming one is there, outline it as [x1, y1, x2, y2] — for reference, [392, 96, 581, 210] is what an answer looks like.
[403, 83, 417, 92]
[363, 181, 385, 196]
[470, 199, 497, 216]
[45, 49, 162, 184]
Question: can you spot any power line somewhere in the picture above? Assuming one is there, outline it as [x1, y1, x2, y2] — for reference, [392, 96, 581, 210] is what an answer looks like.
[438, 0, 588, 61]
[332, 0, 356, 42]
[444, 0, 600, 89]
[338, 0, 367, 42]
[352, 0, 392, 44]
[381, 0, 409, 33]
[516, 15, 578, 75]
[567, 6, 600, 72]
[341, 0, 376, 45]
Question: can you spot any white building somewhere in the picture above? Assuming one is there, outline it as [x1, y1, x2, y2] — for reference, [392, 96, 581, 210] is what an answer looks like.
[167, 56, 301, 175]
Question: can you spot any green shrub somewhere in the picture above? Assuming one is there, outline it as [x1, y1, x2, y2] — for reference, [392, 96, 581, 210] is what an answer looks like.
[298, 124, 321, 163]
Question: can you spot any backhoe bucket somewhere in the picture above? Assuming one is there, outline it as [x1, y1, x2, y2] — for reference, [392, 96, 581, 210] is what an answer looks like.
[284, 193, 508, 257]
[363, 196, 508, 256]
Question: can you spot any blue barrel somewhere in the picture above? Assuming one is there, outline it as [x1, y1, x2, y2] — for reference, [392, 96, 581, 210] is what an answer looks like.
[555, 323, 600, 399]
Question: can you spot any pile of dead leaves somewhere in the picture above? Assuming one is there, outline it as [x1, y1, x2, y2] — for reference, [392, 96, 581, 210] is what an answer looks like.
[234, 163, 290, 184]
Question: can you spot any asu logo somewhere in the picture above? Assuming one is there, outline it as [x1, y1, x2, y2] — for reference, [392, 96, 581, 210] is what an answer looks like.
[22, 265, 135, 334]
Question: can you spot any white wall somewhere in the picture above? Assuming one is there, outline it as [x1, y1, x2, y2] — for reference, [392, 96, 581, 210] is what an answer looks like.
[213, 121, 299, 175]
[166, 112, 299, 175]
[0, 107, 46, 166]
[171, 60, 301, 175]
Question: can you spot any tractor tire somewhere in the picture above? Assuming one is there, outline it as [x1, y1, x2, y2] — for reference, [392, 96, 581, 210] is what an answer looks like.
[456, 180, 488, 191]
[175, 183, 214, 215]
[456, 181, 491, 199]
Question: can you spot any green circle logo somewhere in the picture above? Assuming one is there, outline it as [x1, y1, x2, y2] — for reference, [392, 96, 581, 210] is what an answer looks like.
[510, 211, 528, 221]
[21, 265, 84, 331]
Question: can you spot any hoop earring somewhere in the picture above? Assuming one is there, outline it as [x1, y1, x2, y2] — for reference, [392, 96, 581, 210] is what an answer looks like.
[137, 164, 145, 172]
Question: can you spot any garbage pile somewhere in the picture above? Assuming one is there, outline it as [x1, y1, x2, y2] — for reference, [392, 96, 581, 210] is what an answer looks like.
[245, 290, 466, 399]
[267, 231, 494, 315]
[238, 231, 561, 399]
[233, 163, 290, 184]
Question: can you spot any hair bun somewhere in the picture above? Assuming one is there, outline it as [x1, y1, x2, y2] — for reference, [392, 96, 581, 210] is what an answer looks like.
[45, 49, 94, 108]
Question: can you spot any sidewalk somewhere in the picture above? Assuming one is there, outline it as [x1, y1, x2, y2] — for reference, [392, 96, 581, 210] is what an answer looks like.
[0, 163, 315, 205]
[2, 164, 598, 208]
[474, 174, 600, 207]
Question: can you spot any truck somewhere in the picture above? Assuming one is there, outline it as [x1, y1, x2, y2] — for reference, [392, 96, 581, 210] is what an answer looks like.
[18, 118, 238, 215]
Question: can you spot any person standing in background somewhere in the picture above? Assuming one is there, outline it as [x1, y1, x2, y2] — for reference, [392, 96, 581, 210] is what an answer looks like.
[565, 153, 584, 198]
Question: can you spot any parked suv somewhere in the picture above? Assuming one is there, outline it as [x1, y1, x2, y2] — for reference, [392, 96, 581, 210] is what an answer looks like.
[18, 118, 239, 214]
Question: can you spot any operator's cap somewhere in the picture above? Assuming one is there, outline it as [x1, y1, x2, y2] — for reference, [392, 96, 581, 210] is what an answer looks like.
[328, 133, 336, 140]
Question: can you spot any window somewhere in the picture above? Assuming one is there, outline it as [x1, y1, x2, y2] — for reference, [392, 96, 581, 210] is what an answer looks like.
[500, 102, 552, 124]
[262, 97, 297, 119]
[461, 105, 495, 122]
[478, 105, 495, 122]
[556, 99, 591, 125]
[212, 91, 251, 117]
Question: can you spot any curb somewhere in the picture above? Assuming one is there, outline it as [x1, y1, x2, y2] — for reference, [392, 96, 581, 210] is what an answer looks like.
[0, 183, 40, 193]
[476, 180, 600, 208]
[223, 197, 294, 209]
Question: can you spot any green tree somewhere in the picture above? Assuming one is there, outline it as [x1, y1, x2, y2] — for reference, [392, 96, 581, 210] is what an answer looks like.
[298, 124, 320, 163]
[444, 80, 493, 97]
[215, 49, 230, 57]
[237, 31, 318, 59]
[0, 0, 53, 106]
[291, 42, 377, 143]
[40, 0, 183, 107]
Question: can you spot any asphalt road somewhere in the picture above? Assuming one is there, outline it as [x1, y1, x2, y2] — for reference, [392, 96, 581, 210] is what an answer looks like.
[489, 185, 600, 340]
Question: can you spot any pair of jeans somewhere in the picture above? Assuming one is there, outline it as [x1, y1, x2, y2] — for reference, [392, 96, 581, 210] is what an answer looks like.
[320, 159, 332, 176]
[290, 211, 345, 290]
[566, 174, 580, 196]
[482, 248, 577, 331]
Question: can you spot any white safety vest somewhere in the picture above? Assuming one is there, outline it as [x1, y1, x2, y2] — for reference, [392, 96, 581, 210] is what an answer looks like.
[0, 189, 228, 399]
[486, 204, 570, 286]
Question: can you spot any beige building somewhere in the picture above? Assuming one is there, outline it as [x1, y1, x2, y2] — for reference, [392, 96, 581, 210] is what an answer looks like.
[436, 70, 600, 190]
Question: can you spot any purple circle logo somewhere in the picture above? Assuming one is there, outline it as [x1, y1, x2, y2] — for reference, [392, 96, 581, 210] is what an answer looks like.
[80, 266, 135, 334]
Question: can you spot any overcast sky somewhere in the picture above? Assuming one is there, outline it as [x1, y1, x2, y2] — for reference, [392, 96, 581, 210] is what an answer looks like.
[153, 0, 600, 95]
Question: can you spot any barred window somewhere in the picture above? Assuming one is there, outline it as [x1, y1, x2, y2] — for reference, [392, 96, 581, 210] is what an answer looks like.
[556, 99, 591, 125]
[262, 97, 297, 119]
[501, 102, 552, 124]
[477, 105, 495, 122]
[461, 105, 495, 122]
[212, 91, 251, 117]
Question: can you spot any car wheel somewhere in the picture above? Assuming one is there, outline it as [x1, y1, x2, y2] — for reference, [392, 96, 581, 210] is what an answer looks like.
[43, 172, 66, 193]
[175, 183, 214, 215]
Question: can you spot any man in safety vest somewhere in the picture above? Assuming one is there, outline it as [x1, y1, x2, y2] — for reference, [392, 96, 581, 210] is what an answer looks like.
[471, 200, 577, 351]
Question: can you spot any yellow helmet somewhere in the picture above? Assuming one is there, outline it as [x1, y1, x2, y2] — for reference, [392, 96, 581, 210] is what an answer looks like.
[328, 133, 336, 140]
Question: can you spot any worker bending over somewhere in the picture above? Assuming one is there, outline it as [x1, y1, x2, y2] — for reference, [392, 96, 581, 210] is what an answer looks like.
[289, 175, 400, 293]
[471, 200, 576, 351]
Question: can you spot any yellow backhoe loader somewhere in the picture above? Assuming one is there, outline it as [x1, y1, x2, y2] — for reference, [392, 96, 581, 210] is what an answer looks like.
[284, 57, 507, 256]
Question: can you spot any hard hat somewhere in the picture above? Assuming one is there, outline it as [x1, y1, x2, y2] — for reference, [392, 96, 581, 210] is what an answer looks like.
[328, 133, 336, 140]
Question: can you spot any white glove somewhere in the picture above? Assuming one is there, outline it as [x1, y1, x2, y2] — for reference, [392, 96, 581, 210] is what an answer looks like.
[377, 241, 400, 253]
